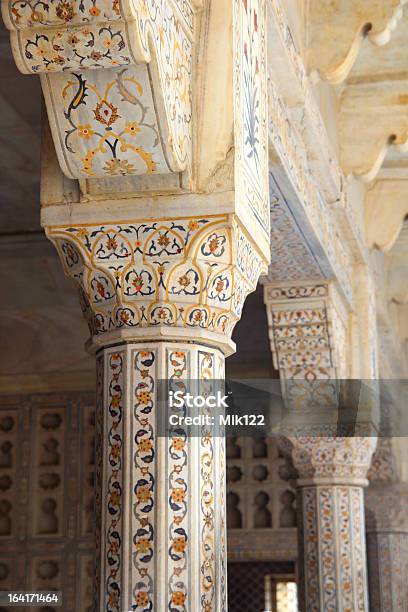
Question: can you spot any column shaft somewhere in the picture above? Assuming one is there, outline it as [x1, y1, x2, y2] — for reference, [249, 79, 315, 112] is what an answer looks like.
[367, 531, 408, 611]
[94, 342, 227, 612]
[365, 482, 408, 611]
[297, 483, 368, 611]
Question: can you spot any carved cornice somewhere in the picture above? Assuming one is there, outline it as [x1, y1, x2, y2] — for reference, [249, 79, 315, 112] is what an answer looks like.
[268, 83, 355, 305]
[47, 213, 265, 350]
[2, 0, 195, 179]
[267, 0, 366, 275]
[307, 0, 407, 85]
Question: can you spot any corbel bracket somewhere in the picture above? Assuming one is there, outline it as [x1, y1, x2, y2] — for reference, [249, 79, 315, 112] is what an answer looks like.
[2, 0, 196, 178]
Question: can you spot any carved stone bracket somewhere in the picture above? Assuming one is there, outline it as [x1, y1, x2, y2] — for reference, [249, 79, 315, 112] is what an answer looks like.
[340, 80, 408, 182]
[366, 180, 408, 251]
[307, 0, 407, 84]
[2, 0, 196, 178]
[263, 281, 349, 380]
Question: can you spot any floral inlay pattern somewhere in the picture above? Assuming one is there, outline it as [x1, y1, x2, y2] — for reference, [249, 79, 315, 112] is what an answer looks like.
[167, 349, 189, 610]
[43, 67, 167, 178]
[47, 215, 263, 340]
[234, 0, 269, 236]
[132, 349, 156, 612]
[4, 0, 193, 177]
[105, 350, 124, 612]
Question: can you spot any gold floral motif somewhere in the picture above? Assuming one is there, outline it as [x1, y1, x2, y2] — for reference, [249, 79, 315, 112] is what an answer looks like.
[124, 122, 141, 137]
[172, 592, 186, 606]
[173, 537, 186, 553]
[136, 391, 152, 405]
[135, 592, 149, 607]
[77, 124, 94, 139]
[136, 486, 151, 503]
[135, 538, 151, 554]
[103, 159, 135, 176]
[138, 438, 153, 453]
[171, 488, 186, 503]
[172, 438, 185, 451]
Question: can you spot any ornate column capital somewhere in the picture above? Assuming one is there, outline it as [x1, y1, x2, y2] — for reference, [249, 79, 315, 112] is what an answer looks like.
[280, 434, 377, 486]
[47, 213, 265, 354]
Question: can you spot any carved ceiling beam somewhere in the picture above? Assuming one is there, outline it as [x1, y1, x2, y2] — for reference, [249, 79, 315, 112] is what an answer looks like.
[266, 0, 367, 288]
[2, 0, 196, 180]
[268, 91, 356, 306]
[307, 0, 407, 84]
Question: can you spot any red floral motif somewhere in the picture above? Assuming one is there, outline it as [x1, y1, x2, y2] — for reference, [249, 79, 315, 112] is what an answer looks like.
[95, 280, 106, 298]
[93, 99, 120, 126]
[106, 237, 117, 250]
[215, 279, 224, 293]
[158, 233, 170, 247]
[208, 237, 220, 253]
[178, 274, 191, 288]
[55, 1, 74, 21]
[120, 311, 130, 323]
[132, 275, 144, 292]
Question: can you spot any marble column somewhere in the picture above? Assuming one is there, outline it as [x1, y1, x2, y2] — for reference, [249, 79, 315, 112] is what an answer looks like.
[2, 0, 271, 606]
[47, 214, 266, 611]
[264, 281, 377, 612]
[365, 440, 408, 611]
[95, 342, 227, 611]
[284, 435, 376, 612]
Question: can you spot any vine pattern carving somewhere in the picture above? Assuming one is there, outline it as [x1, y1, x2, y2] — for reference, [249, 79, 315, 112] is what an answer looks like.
[48, 215, 263, 341]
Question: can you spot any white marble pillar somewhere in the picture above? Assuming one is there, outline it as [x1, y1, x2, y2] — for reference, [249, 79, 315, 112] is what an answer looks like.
[94, 342, 227, 611]
[285, 436, 376, 612]
[365, 482, 408, 610]
[45, 213, 266, 611]
[264, 281, 378, 612]
[3, 0, 270, 604]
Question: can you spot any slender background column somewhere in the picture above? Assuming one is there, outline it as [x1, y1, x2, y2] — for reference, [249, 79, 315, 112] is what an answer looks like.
[365, 438, 408, 611]
[264, 281, 377, 612]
